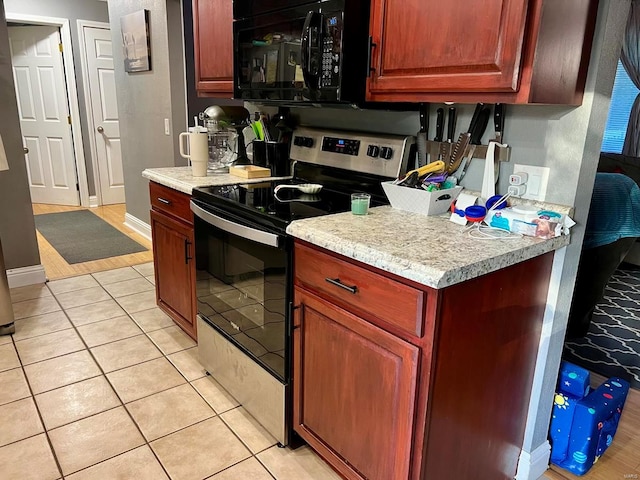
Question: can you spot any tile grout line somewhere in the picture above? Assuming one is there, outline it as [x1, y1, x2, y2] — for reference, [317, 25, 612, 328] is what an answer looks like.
[9, 268, 285, 480]
[12, 271, 172, 479]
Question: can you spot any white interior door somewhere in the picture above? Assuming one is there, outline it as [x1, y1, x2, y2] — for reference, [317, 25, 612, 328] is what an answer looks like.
[9, 25, 79, 206]
[84, 26, 124, 205]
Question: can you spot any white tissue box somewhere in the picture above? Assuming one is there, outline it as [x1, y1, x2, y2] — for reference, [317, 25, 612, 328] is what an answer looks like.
[381, 182, 463, 216]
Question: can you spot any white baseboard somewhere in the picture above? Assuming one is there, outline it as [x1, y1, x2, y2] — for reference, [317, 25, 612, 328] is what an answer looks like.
[6, 264, 47, 288]
[516, 441, 551, 480]
[89, 195, 99, 208]
[124, 213, 152, 242]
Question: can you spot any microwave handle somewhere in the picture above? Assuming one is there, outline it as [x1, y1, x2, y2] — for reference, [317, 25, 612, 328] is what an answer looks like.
[190, 201, 280, 248]
[301, 11, 322, 90]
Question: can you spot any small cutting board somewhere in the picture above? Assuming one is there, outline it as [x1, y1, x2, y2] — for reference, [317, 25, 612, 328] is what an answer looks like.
[229, 165, 271, 179]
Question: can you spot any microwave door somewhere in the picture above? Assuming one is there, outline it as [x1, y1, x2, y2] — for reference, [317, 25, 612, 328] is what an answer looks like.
[301, 11, 323, 99]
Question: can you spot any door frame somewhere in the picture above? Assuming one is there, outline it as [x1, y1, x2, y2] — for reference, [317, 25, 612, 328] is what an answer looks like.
[77, 19, 112, 207]
[5, 12, 90, 208]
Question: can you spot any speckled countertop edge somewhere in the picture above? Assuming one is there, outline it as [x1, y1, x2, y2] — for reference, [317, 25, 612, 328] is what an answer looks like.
[142, 166, 291, 194]
[287, 206, 570, 289]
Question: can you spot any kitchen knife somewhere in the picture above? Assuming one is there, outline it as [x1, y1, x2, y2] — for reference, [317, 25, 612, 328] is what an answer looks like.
[416, 103, 428, 167]
[434, 108, 444, 142]
[447, 132, 471, 174]
[468, 103, 484, 137]
[494, 103, 504, 143]
[470, 107, 491, 145]
[446, 107, 457, 142]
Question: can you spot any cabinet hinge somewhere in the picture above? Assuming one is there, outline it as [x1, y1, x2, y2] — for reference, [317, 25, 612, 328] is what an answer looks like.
[75, 182, 80, 191]
[67, 115, 72, 125]
[59, 43, 63, 53]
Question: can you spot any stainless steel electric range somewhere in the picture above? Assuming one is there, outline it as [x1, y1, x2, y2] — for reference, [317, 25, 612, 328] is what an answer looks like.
[190, 127, 414, 446]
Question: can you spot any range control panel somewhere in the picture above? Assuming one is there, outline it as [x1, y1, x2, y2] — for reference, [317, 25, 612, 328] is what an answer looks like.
[290, 127, 414, 179]
[322, 137, 361, 156]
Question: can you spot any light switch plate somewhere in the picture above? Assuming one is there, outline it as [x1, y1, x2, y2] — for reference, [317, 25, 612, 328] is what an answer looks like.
[512, 164, 550, 201]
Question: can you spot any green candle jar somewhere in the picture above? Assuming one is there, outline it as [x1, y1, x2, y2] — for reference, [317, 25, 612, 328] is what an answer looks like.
[351, 193, 371, 215]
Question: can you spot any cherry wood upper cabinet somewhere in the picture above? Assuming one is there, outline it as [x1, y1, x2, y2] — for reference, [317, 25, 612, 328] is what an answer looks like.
[193, 0, 233, 97]
[366, 0, 599, 104]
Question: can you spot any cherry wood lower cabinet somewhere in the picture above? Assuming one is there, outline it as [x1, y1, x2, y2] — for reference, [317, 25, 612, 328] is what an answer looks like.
[149, 182, 197, 340]
[292, 240, 555, 480]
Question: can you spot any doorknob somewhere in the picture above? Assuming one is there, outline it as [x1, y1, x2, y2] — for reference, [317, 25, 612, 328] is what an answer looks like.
[97, 126, 104, 133]
[23, 147, 29, 154]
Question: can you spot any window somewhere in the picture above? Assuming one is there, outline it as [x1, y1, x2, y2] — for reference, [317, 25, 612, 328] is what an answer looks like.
[602, 60, 640, 153]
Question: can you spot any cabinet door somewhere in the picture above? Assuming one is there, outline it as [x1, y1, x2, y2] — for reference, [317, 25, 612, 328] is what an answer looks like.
[367, 0, 529, 99]
[293, 288, 419, 480]
[150, 210, 197, 339]
[193, 0, 233, 96]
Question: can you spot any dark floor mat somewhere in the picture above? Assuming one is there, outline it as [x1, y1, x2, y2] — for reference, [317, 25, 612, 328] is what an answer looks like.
[35, 210, 147, 264]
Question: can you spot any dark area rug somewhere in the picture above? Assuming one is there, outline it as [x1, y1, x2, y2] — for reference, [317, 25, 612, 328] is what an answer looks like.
[35, 210, 147, 264]
[564, 267, 640, 389]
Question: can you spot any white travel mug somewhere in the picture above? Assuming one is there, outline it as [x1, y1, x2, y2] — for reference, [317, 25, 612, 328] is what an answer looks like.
[179, 127, 209, 177]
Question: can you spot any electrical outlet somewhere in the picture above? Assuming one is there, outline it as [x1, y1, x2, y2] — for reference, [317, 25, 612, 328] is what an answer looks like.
[164, 118, 170, 136]
[512, 164, 550, 201]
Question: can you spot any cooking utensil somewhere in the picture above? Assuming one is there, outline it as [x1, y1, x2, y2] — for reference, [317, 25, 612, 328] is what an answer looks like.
[416, 103, 428, 167]
[399, 160, 446, 183]
[274, 183, 323, 194]
[447, 132, 471, 174]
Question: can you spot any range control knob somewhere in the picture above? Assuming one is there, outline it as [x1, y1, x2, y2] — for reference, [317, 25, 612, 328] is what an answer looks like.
[380, 147, 394, 160]
[366, 145, 380, 158]
[293, 136, 314, 148]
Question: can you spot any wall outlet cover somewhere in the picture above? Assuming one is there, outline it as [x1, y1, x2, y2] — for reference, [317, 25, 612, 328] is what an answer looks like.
[512, 164, 550, 201]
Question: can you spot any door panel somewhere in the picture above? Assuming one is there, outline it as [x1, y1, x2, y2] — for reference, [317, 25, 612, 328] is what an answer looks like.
[367, 0, 529, 96]
[84, 26, 124, 205]
[9, 25, 79, 206]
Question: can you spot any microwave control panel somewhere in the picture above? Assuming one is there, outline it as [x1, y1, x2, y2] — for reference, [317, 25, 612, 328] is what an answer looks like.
[321, 14, 342, 88]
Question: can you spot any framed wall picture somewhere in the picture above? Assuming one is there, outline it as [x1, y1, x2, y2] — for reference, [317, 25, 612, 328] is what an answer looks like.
[121, 9, 151, 73]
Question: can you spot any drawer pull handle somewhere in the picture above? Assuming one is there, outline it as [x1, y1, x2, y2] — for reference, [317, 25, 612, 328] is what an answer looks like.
[325, 277, 358, 294]
[184, 239, 192, 264]
[157, 197, 171, 205]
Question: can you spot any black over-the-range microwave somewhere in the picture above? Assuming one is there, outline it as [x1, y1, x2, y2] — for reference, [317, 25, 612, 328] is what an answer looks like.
[233, 0, 371, 105]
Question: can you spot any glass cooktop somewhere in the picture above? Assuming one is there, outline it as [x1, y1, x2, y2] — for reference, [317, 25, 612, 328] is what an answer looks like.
[191, 163, 390, 234]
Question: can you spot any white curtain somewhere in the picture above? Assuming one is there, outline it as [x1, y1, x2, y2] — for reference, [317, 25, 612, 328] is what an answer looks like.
[622, 0, 640, 156]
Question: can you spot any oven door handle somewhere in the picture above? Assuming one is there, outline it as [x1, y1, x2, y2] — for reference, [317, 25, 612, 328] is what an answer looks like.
[190, 201, 280, 248]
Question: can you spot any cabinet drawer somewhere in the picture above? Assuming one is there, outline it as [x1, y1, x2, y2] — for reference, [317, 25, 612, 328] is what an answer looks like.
[150, 182, 192, 224]
[294, 242, 426, 338]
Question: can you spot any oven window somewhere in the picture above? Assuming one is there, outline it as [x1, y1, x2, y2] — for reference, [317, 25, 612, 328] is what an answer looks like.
[195, 219, 287, 381]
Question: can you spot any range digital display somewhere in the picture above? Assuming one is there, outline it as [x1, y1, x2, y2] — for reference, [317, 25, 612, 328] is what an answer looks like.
[322, 137, 360, 156]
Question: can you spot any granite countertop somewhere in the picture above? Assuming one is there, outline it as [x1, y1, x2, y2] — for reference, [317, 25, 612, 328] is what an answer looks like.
[287, 206, 570, 289]
[142, 166, 291, 194]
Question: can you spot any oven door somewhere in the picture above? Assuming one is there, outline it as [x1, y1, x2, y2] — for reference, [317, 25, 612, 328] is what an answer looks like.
[233, 0, 351, 103]
[190, 199, 291, 383]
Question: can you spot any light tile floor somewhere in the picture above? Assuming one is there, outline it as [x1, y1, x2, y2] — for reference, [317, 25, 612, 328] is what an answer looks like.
[1, 264, 340, 480]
